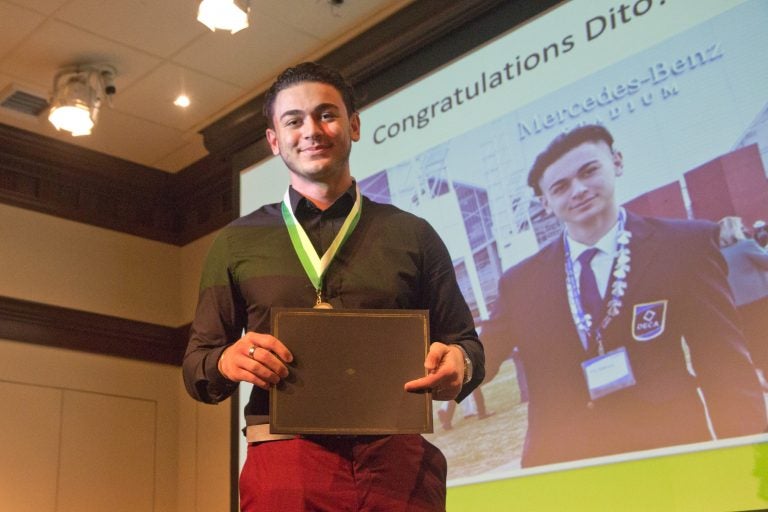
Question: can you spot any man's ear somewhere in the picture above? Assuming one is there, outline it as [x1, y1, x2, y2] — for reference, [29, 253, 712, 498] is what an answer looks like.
[266, 128, 280, 156]
[539, 194, 552, 215]
[612, 150, 624, 177]
[349, 112, 361, 142]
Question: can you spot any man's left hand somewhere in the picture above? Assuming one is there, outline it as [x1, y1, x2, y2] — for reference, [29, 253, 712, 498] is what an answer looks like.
[404, 342, 464, 401]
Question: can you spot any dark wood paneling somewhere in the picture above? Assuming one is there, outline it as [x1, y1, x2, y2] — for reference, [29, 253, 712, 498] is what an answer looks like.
[0, 295, 189, 365]
[171, 152, 239, 246]
[0, 123, 175, 239]
[0, 123, 238, 246]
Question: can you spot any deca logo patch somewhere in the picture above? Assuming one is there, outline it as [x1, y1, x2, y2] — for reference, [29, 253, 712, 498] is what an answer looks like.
[632, 300, 668, 341]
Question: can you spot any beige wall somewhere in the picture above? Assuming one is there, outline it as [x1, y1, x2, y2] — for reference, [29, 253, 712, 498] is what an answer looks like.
[0, 204, 230, 512]
[1, 203, 183, 325]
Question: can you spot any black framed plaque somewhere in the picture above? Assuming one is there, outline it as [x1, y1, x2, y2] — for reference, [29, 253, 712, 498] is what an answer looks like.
[269, 308, 433, 435]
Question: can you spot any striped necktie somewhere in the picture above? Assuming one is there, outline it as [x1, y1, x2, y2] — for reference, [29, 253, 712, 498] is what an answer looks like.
[578, 247, 603, 330]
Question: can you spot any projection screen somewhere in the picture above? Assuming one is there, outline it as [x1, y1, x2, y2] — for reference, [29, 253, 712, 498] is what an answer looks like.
[237, 0, 768, 509]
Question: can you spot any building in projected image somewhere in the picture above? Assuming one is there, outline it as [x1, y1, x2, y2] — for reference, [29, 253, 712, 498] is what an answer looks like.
[360, 139, 566, 324]
[734, 101, 768, 173]
[360, 147, 503, 323]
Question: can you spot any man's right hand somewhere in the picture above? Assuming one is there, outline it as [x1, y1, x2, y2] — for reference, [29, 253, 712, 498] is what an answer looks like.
[217, 332, 293, 390]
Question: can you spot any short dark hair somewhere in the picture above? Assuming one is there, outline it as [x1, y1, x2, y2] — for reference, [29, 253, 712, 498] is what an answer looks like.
[262, 62, 357, 129]
[528, 124, 615, 195]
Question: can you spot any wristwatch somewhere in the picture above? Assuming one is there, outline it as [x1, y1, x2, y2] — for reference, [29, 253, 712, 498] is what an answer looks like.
[456, 345, 472, 385]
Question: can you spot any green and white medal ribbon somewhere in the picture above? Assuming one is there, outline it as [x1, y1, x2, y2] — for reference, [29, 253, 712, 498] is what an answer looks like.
[281, 183, 362, 308]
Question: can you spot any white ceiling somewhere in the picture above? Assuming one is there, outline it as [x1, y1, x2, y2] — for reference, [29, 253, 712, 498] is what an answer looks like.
[0, 0, 412, 172]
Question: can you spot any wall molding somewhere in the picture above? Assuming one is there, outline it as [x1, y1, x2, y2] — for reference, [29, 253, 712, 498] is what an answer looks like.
[0, 296, 189, 365]
[0, 123, 237, 246]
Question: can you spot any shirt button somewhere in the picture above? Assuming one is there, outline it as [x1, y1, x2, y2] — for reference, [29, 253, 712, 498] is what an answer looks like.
[586, 401, 595, 409]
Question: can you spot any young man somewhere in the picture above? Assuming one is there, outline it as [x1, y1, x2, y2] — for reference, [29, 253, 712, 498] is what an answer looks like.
[484, 124, 766, 468]
[182, 62, 484, 511]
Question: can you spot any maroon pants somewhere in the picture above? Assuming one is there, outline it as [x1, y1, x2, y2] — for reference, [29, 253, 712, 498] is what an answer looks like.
[239, 435, 447, 512]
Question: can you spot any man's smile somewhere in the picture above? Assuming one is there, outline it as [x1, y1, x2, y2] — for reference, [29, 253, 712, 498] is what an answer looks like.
[570, 195, 597, 211]
[300, 143, 332, 155]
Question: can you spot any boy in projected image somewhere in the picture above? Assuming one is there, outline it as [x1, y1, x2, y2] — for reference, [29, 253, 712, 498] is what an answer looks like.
[483, 124, 766, 468]
[182, 62, 484, 511]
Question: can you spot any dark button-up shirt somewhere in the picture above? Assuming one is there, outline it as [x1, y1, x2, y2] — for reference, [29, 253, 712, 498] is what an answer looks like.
[182, 184, 484, 426]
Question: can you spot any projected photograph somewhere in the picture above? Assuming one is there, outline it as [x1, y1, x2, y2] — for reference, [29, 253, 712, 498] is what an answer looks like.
[357, 0, 768, 485]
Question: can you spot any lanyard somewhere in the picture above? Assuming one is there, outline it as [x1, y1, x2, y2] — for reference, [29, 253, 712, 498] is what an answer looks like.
[281, 184, 362, 300]
[563, 208, 629, 355]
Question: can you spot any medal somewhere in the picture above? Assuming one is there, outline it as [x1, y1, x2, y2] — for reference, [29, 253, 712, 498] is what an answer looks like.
[314, 289, 333, 309]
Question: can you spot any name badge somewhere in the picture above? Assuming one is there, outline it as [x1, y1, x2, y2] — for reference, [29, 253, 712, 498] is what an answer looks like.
[581, 347, 636, 400]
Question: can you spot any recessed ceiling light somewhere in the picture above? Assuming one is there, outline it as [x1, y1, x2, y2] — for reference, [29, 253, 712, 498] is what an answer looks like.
[174, 94, 191, 108]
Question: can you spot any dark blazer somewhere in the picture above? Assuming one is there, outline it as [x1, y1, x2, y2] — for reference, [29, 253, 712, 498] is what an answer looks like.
[485, 212, 766, 467]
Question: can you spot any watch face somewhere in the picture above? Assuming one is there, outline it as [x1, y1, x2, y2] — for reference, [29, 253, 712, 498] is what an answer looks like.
[463, 355, 472, 384]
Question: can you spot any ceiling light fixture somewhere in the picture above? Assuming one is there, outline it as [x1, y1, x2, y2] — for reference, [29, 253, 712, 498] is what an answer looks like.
[197, 0, 250, 34]
[174, 94, 191, 108]
[48, 64, 116, 137]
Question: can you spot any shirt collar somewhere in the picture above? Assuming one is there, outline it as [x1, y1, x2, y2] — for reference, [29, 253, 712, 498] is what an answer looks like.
[288, 181, 357, 216]
[567, 220, 619, 263]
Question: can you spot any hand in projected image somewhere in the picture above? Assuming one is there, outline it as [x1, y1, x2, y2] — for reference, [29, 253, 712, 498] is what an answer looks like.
[217, 332, 293, 390]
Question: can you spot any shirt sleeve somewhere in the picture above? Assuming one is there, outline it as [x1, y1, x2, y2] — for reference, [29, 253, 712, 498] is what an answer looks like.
[416, 218, 485, 402]
[182, 229, 244, 404]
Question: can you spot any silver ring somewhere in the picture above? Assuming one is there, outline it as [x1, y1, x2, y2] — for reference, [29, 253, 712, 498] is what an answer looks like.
[248, 345, 256, 359]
